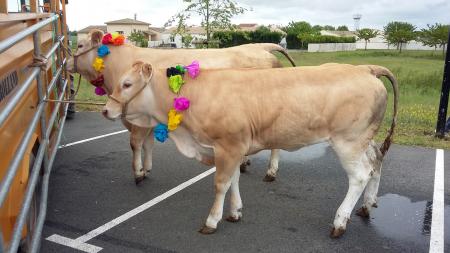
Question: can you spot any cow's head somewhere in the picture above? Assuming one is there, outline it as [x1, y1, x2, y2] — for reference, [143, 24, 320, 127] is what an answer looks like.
[67, 29, 103, 81]
[103, 61, 155, 127]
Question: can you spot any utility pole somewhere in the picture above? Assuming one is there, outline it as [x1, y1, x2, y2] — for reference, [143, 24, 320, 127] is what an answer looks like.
[435, 30, 450, 138]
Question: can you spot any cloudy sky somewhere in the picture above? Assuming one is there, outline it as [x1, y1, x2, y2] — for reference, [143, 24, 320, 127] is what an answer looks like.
[14, 0, 449, 31]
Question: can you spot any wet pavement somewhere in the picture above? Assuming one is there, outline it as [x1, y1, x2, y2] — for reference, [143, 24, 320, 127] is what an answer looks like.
[41, 112, 449, 253]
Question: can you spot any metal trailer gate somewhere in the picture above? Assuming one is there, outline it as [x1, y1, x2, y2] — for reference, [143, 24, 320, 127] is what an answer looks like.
[0, 7, 70, 253]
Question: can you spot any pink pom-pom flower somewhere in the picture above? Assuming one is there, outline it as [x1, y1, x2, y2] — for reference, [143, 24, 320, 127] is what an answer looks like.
[95, 86, 107, 96]
[173, 97, 190, 111]
[184, 60, 200, 79]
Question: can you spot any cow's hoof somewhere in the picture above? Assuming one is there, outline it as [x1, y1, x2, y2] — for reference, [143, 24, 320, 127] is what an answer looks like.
[199, 225, 216, 235]
[356, 207, 370, 218]
[134, 175, 145, 185]
[240, 163, 248, 173]
[263, 174, 276, 182]
[226, 215, 241, 223]
[330, 227, 346, 238]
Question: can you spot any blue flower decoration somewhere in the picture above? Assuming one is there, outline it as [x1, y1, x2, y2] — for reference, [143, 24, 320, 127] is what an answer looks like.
[97, 45, 110, 57]
[154, 123, 169, 142]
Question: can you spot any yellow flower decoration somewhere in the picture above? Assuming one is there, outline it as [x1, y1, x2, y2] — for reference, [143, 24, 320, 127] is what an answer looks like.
[111, 32, 119, 40]
[167, 109, 182, 131]
[92, 57, 104, 72]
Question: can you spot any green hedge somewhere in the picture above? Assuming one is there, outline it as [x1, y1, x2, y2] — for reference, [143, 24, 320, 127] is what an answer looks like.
[286, 33, 356, 49]
[213, 29, 282, 48]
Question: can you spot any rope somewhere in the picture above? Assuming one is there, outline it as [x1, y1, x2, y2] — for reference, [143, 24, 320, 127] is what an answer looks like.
[29, 54, 48, 70]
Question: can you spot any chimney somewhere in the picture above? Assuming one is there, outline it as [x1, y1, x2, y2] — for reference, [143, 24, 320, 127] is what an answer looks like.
[134, 13, 137, 20]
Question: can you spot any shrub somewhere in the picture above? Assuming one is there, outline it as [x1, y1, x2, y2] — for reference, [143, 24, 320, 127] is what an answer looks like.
[213, 27, 282, 48]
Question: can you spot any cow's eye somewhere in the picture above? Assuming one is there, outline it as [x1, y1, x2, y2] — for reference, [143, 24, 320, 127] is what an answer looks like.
[123, 83, 132, 88]
[77, 44, 83, 48]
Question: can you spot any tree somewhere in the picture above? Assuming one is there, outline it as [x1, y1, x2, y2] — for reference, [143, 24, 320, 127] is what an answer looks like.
[182, 33, 194, 48]
[355, 28, 379, 50]
[337, 25, 349, 31]
[166, 0, 246, 48]
[384, 21, 416, 53]
[323, 25, 335, 31]
[419, 23, 449, 55]
[312, 25, 323, 32]
[128, 30, 148, 47]
[282, 21, 314, 35]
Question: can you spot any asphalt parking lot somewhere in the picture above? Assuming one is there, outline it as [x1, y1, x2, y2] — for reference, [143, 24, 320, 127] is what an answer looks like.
[41, 112, 449, 253]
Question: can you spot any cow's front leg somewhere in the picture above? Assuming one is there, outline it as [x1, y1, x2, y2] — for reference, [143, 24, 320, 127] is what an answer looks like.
[264, 149, 280, 182]
[130, 127, 146, 184]
[226, 169, 242, 222]
[142, 129, 154, 177]
[200, 146, 243, 234]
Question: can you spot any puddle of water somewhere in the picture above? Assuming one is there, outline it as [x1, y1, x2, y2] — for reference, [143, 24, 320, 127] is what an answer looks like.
[369, 193, 450, 246]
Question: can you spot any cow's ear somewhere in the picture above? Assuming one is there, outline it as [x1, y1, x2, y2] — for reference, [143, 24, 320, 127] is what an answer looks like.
[140, 63, 153, 83]
[132, 61, 144, 71]
[90, 29, 104, 44]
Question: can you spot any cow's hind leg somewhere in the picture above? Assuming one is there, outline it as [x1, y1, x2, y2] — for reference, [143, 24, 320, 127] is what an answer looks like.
[263, 149, 280, 182]
[330, 140, 374, 238]
[356, 140, 383, 217]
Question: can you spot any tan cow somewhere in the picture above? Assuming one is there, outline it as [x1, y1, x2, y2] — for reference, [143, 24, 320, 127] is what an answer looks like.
[103, 62, 398, 238]
[67, 30, 295, 183]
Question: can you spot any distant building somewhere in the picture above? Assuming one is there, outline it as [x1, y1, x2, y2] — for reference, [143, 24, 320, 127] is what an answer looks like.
[77, 25, 107, 40]
[77, 16, 165, 44]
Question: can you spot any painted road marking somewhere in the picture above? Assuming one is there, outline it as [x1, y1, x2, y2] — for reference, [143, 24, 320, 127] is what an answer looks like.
[46, 167, 216, 253]
[429, 149, 444, 253]
[58, 130, 128, 149]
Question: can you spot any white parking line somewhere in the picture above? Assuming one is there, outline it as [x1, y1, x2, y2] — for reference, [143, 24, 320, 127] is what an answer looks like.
[46, 167, 216, 253]
[429, 149, 445, 253]
[58, 130, 128, 149]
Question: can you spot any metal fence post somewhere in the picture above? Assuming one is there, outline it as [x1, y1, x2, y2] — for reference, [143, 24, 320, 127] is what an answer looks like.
[32, 28, 49, 253]
[435, 30, 450, 138]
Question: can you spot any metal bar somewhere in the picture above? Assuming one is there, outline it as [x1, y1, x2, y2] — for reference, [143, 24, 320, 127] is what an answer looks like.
[0, 35, 64, 128]
[435, 30, 450, 138]
[0, 14, 58, 54]
[46, 61, 64, 94]
[46, 79, 67, 137]
[0, 98, 45, 207]
[44, 99, 106, 105]
[7, 139, 48, 253]
[30, 102, 68, 253]
[8, 79, 68, 252]
[0, 68, 39, 127]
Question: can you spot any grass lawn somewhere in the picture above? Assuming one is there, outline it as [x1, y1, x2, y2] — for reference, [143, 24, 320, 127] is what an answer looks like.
[73, 49, 449, 149]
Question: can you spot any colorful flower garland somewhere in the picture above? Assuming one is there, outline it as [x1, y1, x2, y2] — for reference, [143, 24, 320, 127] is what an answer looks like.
[154, 61, 200, 142]
[91, 32, 126, 96]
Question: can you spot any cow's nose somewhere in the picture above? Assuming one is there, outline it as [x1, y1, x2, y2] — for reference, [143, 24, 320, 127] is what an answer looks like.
[102, 109, 108, 117]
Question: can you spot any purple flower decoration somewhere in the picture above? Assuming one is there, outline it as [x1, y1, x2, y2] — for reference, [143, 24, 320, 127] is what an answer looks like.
[184, 60, 200, 79]
[97, 45, 110, 57]
[95, 86, 107, 96]
[173, 97, 190, 111]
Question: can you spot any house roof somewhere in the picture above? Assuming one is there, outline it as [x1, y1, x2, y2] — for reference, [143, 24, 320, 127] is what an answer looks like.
[105, 18, 150, 25]
[149, 27, 165, 33]
[78, 25, 107, 34]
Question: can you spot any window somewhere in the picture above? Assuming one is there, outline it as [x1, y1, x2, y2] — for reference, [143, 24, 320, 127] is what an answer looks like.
[117, 31, 124, 35]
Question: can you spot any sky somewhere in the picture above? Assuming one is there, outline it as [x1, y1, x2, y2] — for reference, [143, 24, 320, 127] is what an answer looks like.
[9, 0, 449, 31]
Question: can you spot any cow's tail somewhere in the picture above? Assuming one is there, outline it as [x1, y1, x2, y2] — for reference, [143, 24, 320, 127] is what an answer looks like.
[254, 43, 296, 67]
[368, 65, 399, 157]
